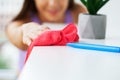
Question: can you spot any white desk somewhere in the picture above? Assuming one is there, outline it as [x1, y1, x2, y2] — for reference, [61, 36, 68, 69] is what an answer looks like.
[18, 38, 120, 80]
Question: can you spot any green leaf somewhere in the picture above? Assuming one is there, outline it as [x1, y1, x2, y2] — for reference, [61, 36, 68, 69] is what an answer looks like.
[80, 0, 87, 6]
[80, 0, 109, 15]
[96, 0, 109, 13]
[87, 0, 96, 15]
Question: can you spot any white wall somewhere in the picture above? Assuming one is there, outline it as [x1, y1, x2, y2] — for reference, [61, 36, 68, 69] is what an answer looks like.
[0, 0, 23, 31]
[76, 0, 120, 37]
[99, 0, 120, 37]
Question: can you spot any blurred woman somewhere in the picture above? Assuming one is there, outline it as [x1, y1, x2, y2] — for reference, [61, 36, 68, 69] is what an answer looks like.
[6, 0, 87, 50]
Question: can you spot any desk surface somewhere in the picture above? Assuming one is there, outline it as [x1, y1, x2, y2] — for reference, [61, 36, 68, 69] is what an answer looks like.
[18, 38, 120, 80]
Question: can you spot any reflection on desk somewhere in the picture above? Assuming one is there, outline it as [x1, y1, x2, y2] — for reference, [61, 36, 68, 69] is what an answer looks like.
[18, 38, 120, 80]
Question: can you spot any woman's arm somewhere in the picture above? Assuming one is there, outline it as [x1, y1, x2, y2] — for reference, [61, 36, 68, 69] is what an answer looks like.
[5, 21, 50, 50]
[6, 21, 28, 50]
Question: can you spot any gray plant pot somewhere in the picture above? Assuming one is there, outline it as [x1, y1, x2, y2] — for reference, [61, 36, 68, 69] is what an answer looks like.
[78, 13, 106, 39]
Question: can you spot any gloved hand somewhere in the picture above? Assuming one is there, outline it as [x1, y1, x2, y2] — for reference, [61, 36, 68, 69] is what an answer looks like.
[25, 23, 79, 62]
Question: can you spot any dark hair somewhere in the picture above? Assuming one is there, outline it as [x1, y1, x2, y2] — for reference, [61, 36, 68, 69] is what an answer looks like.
[13, 0, 76, 21]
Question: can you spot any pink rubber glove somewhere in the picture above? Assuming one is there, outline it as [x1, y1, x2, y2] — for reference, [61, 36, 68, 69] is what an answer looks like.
[25, 23, 79, 62]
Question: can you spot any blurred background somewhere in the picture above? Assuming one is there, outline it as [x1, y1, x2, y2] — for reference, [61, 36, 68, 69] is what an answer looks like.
[0, 0, 120, 80]
[0, 0, 23, 80]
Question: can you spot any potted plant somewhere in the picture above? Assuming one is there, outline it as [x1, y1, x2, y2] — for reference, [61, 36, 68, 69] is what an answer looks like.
[78, 0, 109, 39]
